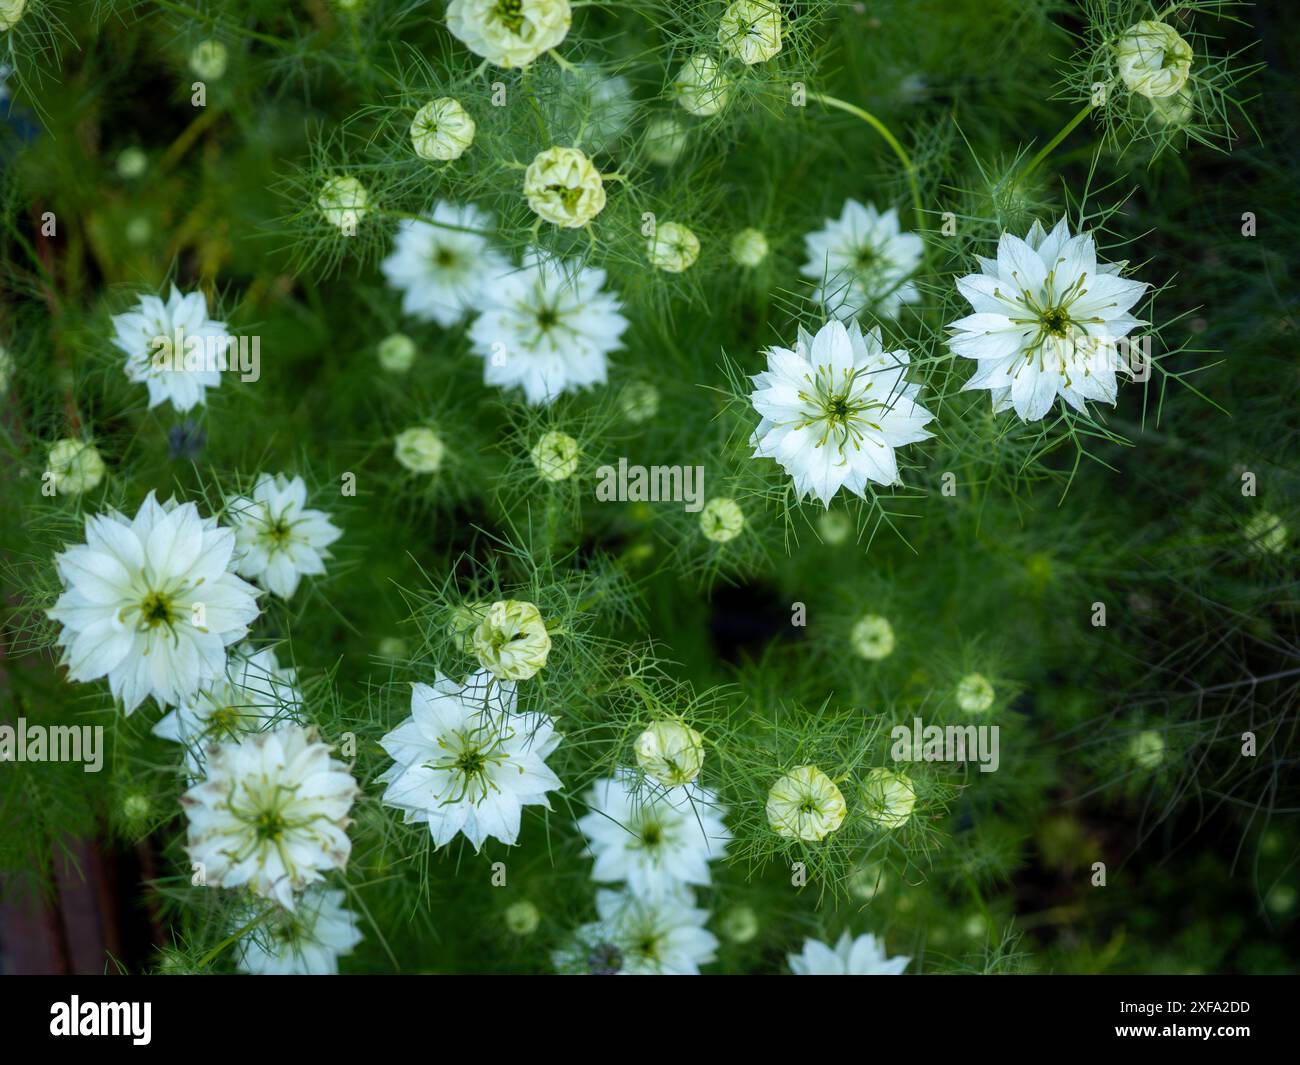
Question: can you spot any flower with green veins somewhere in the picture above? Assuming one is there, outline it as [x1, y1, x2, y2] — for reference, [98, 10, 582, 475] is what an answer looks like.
[472, 599, 552, 681]
[767, 765, 847, 841]
[411, 97, 476, 161]
[1115, 20, 1193, 100]
[531, 430, 580, 482]
[635, 720, 705, 786]
[700, 496, 745, 542]
[860, 767, 916, 828]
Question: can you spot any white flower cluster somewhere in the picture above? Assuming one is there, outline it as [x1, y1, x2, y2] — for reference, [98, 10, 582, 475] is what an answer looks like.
[380, 200, 628, 405]
[376, 598, 562, 852]
[749, 214, 1150, 505]
[555, 769, 729, 974]
[44, 486, 359, 975]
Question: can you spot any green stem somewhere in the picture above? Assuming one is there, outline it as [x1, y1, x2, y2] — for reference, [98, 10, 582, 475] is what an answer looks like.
[380, 210, 494, 237]
[196, 912, 272, 969]
[807, 92, 923, 229]
[152, 0, 297, 52]
[1015, 101, 1094, 190]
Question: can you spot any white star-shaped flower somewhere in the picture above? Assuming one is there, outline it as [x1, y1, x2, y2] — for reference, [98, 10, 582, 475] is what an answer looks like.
[378, 669, 563, 851]
[380, 201, 508, 327]
[468, 248, 629, 404]
[553, 886, 719, 975]
[749, 318, 935, 505]
[949, 218, 1150, 422]
[182, 724, 358, 910]
[225, 474, 342, 599]
[800, 200, 923, 320]
[47, 491, 261, 714]
[235, 886, 363, 975]
[153, 643, 304, 774]
[111, 285, 232, 411]
[578, 771, 731, 900]
[788, 931, 910, 975]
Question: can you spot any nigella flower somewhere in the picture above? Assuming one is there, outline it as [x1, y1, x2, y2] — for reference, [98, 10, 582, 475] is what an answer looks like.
[860, 767, 917, 828]
[445, 0, 571, 70]
[44, 439, 106, 496]
[749, 319, 935, 505]
[410, 97, 475, 162]
[523, 146, 606, 228]
[47, 492, 261, 714]
[153, 643, 304, 774]
[183, 724, 358, 910]
[378, 669, 563, 850]
[578, 771, 731, 900]
[552, 886, 719, 975]
[468, 248, 629, 405]
[380, 201, 507, 328]
[948, 218, 1149, 422]
[766, 765, 846, 842]
[110, 285, 232, 412]
[799, 200, 923, 320]
[788, 932, 910, 975]
[471, 599, 552, 680]
[235, 886, 363, 976]
[225, 474, 342, 599]
[1115, 20, 1193, 100]
[635, 720, 705, 787]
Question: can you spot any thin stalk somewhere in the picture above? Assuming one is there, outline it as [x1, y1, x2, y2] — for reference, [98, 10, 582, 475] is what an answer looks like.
[806, 92, 923, 229]
[1015, 101, 1094, 190]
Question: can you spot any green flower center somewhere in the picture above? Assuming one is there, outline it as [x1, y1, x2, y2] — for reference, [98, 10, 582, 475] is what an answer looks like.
[494, 0, 525, 34]
[253, 808, 287, 841]
[1039, 305, 1072, 338]
[429, 724, 514, 805]
[553, 185, 584, 211]
[139, 590, 176, 628]
[854, 245, 878, 270]
[795, 365, 886, 457]
[266, 518, 293, 545]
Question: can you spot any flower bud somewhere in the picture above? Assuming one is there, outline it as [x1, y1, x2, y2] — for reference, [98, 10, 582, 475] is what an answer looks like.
[955, 672, 995, 714]
[635, 720, 705, 786]
[411, 97, 476, 161]
[619, 381, 660, 424]
[189, 40, 229, 81]
[1129, 729, 1166, 769]
[472, 599, 552, 680]
[531, 430, 580, 482]
[524, 146, 605, 227]
[504, 900, 541, 935]
[1115, 20, 1192, 100]
[318, 175, 368, 231]
[720, 905, 759, 943]
[0, 0, 27, 32]
[45, 439, 106, 495]
[673, 53, 729, 116]
[700, 496, 744, 542]
[394, 427, 446, 473]
[860, 767, 916, 828]
[730, 227, 769, 267]
[767, 765, 847, 841]
[644, 116, 689, 166]
[377, 332, 417, 373]
[850, 614, 895, 660]
[647, 221, 700, 273]
[446, 0, 571, 69]
[719, 1, 783, 65]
